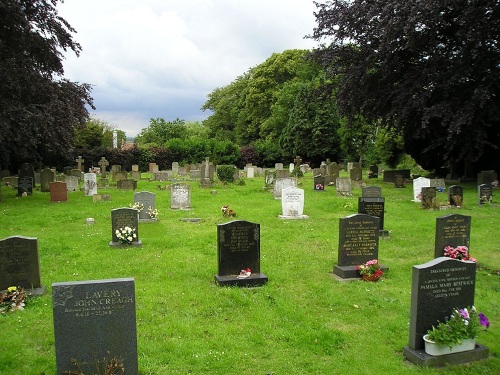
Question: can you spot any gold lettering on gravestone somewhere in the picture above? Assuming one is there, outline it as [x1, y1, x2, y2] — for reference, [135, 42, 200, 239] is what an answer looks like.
[420, 267, 474, 298]
[343, 219, 377, 257]
[442, 218, 468, 241]
[63, 289, 134, 318]
[227, 226, 255, 253]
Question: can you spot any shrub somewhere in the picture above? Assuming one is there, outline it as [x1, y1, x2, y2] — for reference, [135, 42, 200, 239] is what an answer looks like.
[217, 165, 236, 183]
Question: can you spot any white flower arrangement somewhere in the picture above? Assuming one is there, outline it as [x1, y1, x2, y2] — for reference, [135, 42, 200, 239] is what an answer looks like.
[129, 202, 144, 212]
[115, 226, 137, 244]
[147, 206, 159, 219]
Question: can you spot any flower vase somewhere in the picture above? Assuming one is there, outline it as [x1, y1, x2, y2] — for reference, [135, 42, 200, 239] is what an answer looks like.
[423, 334, 476, 356]
[362, 274, 380, 282]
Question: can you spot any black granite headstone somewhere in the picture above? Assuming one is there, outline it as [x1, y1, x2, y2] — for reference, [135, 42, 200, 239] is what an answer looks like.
[478, 184, 492, 205]
[403, 257, 488, 366]
[52, 278, 138, 375]
[383, 169, 410, 183]
[110, 208, 142, 247]
[448, 185, 464, 207]
[17, 176, 33, 196]
[358, 197, 386, 232]
[434, 214, 471, 258]
[314, 175, 325, 191]
[394, 173, 405, 188]
[0, 236, 45, 295]
[215, 220, 268, 286]
[368, 165, 378, 178]
[333, 214, 387, 279]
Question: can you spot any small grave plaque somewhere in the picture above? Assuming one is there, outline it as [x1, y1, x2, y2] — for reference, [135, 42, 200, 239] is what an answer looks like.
[52, 278, 138, 375]
[333, 214, 387, 279]
[403, 257, 488, 366]
[279, 186, 308, 220]
[134, 191, 157, 222]
[49, 182, 68, 202]
[170, 183, 191, 210]
[110, 208, 142, 247]
[0, 236, 45, 295]
[215, 220, 268, 287]
[434, 214, 471, 258]
[448, 185, 464, 207]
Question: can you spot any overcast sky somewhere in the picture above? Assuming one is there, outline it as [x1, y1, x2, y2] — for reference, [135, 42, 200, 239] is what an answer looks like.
[57, 0, 321, 137]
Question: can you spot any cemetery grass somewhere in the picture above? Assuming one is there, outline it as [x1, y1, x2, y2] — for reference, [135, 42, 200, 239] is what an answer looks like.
[0, 174, 499, 375]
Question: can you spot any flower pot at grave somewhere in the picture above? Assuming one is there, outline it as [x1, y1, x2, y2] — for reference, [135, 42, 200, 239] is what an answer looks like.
[362, 274, 381, 282]
[423, 334, 476, 356]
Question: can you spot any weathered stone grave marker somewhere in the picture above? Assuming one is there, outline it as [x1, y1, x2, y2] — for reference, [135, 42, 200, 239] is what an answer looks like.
[170, 183, 191, 210]
[279, 186, 308, 220]
[134, 191, 157, 222]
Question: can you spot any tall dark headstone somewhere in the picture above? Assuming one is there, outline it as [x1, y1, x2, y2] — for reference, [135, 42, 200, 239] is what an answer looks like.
[314, 175, 325, 191]
[0, 236, 45, 295]
[434, 214, 471, 258]
[40, 168, 56, 192]
[421, 187, 436, 209]
[403, 257, 488, 366]
[110, 208, 142, 247]
[368, 165, 378, 178]
[215, 220, 268, 286]
[52, 278, 138, 375]
[333, 214, 387, 279]
[478, 184, 492, 205]
[358, 197, 387, 235]
[448, 185, 464, 207]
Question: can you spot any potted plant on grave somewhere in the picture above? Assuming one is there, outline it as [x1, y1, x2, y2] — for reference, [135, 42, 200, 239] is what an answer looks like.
[356, 259, 383, 281]
[423, 306, 489, 356]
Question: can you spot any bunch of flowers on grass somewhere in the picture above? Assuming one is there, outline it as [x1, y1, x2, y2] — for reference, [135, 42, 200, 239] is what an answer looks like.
[426, 306, 489, 348]
[129, 202, 144, 212]
[444, 246, 476, 262]
[115, 226, 137, 244]
[221, 205, 236, 217]
[0, 286, 26, 314]
[147, 206, 159, 219]
[356, 259, 383, 277]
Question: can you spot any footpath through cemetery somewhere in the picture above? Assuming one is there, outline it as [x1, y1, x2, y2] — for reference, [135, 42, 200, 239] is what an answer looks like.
[0, 161, 498, 374]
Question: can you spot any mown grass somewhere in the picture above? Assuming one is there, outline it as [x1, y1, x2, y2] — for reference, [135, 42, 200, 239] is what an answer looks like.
[0, 172, 498, 375]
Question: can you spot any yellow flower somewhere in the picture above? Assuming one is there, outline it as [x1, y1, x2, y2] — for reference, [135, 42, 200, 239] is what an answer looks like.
[7, 286, 17, 293]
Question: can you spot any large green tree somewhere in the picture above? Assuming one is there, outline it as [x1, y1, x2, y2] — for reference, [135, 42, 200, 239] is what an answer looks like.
[135, 118, 187, 146]
[0, 0, 94, 171]
[310, 0, 500, 176]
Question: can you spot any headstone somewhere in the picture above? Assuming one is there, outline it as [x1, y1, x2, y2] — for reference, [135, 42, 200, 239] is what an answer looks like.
[131, 164, 139, 172]
[275, 163, 283, 170]
[65, 176, 79, 192]
[430, 178, 446, 192]
[116, 179, 137, 191]
[350, 166, 362, 181]
[273, 177, 297, 199]
[289, 163, 294, 173]
[275, 169, 290, 179]
[40, 168, 55, 192]
[52, 278, 138, 375]
[279, 186, 309, 220]
[0, 236, 45, 295]
[362, 186, 382, 198]
[109, 208, 142, 247]
[111, 165, 121, 172]
[178, 166, 187, 176]
[112, 170, 128, 182]
[368, 165, 378, 178]
[246, 166, 255, 178]
[264, 170, 275, 189]
[333, 214, 386, 279]
[172, 162, 179, 175]
[170, 183, 191, 210]
[448, 185, 464, 207]
[394, 173, 405, 188]
[63, 166, 73, 176]
[134, 191, 157, 222]
[83, 173, 98, 197]
[336, 177, 352, 196]
[403, 257, 488, 366]
[434, 214, 471, 258]
[3, 176, 18, 187]
[149, 163, 157, 173]
[152, 164, 159, 173]
[98, 157, 109, 177]
[413, 177, 431, 202]
[215, 220, 268, 286]
[478, 184, 492, 205]
[477, 170, 497, 185]
[49, 181, 68, 202]
[189, 170, 201, 179]
[130, 171, 141, 180]
[75, 156, 84, 171]
[421, 187, 437, 209]
[153, 171, 169, 181]
[347, 162, 354, 170]
[314, 175, 325, 191]
[70, 169, 83, 181]
[383, 169, 410, 183]
[0, 170, 10, 179]
[98, 178, 109, 188]
[358, 197, 386, 234]
[17, 176, 33, 196]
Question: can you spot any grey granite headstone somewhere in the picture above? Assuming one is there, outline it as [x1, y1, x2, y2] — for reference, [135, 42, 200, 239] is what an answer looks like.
[350, 166, 362, 181]
[52, 278, 138, 375]
[336, 177, 352, 196]
[117, 179, 137, 191]
[275, 169, 290, 179]
[448, 185, 464, 207]
[134, 191, 156, 222]
[215, 220, 268, 287]
[383, 169, 410, 183]
[110, 208, 142, 247]
[333, 214, 386, 279]
[170, 183, 191, 210]
[362, 186, 382, 197]
[403, 257, 488, 366]
[478, 183, 492, 205]
[112, 171, 128, 182]
[40, 168, 56, 192]
[273, 177, 296, 199]
[65, 176, 79, 192]
[434, 214, 471, 258]
[0, 236, 45, 295]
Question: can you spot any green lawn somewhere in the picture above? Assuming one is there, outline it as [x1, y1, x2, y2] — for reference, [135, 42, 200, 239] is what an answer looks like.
[0, 172, 498, 375]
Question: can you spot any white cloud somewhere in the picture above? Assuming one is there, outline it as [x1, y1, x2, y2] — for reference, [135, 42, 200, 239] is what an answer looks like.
[58, 0, 320, 136]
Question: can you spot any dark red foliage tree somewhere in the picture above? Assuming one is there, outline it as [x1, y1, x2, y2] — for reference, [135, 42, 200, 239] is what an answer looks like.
[0, 0, 94, 172]
[310, 0, 499, 176]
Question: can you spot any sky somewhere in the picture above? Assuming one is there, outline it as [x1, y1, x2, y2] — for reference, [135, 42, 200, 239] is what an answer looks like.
[57, 0, 321, 137]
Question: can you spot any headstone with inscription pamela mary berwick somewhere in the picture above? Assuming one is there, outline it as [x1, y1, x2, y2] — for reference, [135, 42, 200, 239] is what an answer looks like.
[403, 257, 488, 367]
[52, 278, 138, 375]
[215, 220, 268, 287]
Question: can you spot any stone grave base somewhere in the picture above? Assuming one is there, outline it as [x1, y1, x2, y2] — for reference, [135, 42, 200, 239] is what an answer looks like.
[278, 215, 309, 220]
[333, 264, 389, 280]
[26, 286, 46, 297]
[215, 273, 268, 287]
[109, 240, 142, 248]
[403, 344, 489, 367]
[379, 230, 390, 238]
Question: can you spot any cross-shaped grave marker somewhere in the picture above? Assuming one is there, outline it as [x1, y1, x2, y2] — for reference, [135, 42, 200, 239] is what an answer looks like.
[98, 157, 109, 177]
[75, 156, 84, 171]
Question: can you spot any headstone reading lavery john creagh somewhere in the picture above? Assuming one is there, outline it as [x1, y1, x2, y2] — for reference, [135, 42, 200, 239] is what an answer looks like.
[0, 236, 45, 295]
[52, 278, 138, 375]
[109, 208, 142, 247]
[333, 213, 387, 279]
[403, 257, 488, 367]
[215, 220, 268, 287]
[434, 214, 471, 258]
